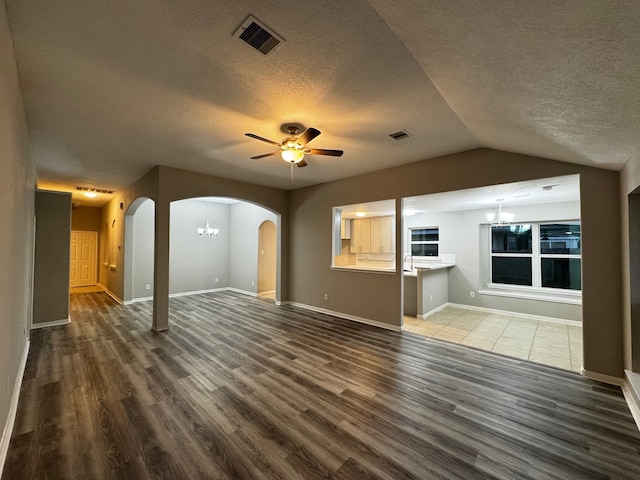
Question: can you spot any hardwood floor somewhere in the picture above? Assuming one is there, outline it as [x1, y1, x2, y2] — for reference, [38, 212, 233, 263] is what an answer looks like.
[3, 291, 640, 479]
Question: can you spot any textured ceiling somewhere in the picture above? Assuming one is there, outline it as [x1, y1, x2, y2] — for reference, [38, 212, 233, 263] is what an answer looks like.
[5, 0, 639, 205]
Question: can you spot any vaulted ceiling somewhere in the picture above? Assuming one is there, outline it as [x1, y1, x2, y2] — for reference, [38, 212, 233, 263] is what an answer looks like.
[6, 0, 639, 205]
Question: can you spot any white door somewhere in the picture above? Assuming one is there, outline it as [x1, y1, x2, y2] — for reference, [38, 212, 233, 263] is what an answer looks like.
[257, 220, 277, 299]
[70, 231, 97, 287]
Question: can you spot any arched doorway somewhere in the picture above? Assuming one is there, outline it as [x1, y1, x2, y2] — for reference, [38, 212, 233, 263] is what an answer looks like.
[124, 197, 155, 304]
[257, 220, 277, 300]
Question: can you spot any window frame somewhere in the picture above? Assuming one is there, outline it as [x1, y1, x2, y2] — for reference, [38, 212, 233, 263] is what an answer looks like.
[489, 221, 581, 292]
[409, 226, 439, 258]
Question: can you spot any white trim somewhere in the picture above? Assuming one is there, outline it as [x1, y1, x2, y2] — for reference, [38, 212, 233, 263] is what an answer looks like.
[416, 303, 449, 320]
[285, 301, 401, 331]
[125, 296, 153, 305]
[0, 340, 30, 478]
[440, 302, 581, 326]
[125, 287, 252, 304]
[31, 318, 70, 329]
[170, 288, 228, 298]
[478, 287, 582, 305]
[226, 287, 257, 297]
[580, 368, 624, 386]
[622, 370, 640, 431]
[103, 287, 124, 305]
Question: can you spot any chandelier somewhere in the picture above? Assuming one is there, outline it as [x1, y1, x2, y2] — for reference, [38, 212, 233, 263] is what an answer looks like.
[486, 199, 514, 225]
[197, 219, 219, 237]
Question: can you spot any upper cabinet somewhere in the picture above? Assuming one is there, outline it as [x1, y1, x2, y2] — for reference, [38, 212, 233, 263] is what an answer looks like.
[350, 218, 371, 253]
[371, 216, 394, 254]
[350, 216, 394, 254]
[340, 218, 351, 239]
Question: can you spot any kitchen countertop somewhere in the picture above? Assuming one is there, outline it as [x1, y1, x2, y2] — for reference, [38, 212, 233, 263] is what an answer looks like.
[403, 262, 456, 277]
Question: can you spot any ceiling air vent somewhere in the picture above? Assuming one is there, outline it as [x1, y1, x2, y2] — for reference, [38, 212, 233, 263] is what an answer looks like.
[233, 16, 284, 56]
[75, 186, 114, 194]
[389, 130, 411, 141]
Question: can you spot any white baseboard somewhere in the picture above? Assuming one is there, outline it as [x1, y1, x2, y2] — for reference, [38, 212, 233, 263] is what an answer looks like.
[103, 287, 124, 305]
[285, 301, 401, 332]
[0, 339, 30, 478]
[580, 368, 624, 386]
[226, 287, 257, 297]
[125, 287, 254, 305]
[31, 318, 70, 329]
[445, 302, 581, 325]
[125, 296, 153, 305]
[622, 370, 640, 431]
[170, 288, 228, 298]
[417, 303, 449, 319]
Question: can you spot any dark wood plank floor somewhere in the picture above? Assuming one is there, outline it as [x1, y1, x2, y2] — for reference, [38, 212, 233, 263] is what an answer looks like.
[3, 291, 640, 479]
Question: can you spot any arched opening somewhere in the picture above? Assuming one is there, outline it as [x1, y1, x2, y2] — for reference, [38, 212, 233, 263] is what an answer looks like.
[257, 220, 277, 300]
[164, 197, 280, 311]
[124, 197, 155, 303]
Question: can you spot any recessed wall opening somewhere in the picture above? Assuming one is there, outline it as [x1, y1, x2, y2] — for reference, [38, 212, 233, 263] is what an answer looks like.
[401, 175, 582, 373]
[125, 196, 280, 317]
[628, 190, 640, 372]
[331, 199, 396, 272]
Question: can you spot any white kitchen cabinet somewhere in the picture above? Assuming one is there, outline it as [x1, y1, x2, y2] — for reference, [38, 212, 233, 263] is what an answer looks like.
[371, 216, 394, 254]
[350, 218, 371, 253]
[350, 216, 393, 254]
[341, 218, 351, 239]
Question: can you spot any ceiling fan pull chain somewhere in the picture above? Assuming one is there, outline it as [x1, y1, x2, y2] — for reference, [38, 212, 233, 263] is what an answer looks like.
[290, 162, 294, 185]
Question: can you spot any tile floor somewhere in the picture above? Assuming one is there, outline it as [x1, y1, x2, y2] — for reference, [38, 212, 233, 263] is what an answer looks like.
[404, 306, 583, 372]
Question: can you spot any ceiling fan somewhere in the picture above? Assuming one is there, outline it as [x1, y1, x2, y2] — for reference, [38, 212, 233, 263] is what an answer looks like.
[245, 125, 343, 168]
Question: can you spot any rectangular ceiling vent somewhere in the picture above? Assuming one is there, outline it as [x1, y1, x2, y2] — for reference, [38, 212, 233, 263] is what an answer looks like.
[389, 130, 411, 141]
[233, 16, 284, 56]
[75, 186, 114, 194]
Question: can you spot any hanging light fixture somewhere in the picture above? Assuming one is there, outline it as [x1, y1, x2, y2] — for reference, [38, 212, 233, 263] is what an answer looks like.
[197, 219, 219, 237]
[486, 199, 514, 225]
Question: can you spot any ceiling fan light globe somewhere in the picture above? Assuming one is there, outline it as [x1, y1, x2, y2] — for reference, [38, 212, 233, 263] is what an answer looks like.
[281, 149, 305, 163]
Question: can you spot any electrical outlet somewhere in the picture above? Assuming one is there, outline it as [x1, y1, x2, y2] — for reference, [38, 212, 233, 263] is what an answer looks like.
[215, 278, 219, 283]
[429, 294, 433, 302]
[145, 284, 151, 290]
[323, 293, 329, 301]
[251, 280, 255, 286]
[470, 291, 475, 298]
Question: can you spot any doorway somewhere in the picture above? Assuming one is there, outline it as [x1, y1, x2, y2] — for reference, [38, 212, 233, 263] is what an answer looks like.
[69, 230, 97, 287]
[257, 220, 276, 299]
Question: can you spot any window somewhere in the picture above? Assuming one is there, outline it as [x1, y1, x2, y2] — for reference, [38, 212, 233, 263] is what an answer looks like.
[540, 223, 581, 290]
[410, 227, 439, 257]
[490, 222, 581, 291]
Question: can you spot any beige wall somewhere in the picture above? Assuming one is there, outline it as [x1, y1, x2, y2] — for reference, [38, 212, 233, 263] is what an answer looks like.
[289, 149, 623, 377]
[33, 191, 71, 325]
[71, 205, 102, 231]
[0, 0, 37, 462]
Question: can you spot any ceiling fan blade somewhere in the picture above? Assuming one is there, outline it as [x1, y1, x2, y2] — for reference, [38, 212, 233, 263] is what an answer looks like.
[307, 148, 343, 157]
[250, 151, 280, 159]
[245, 133, 281, 146]
[296, 159, 308, 168]
[297, 127, 321, 146]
